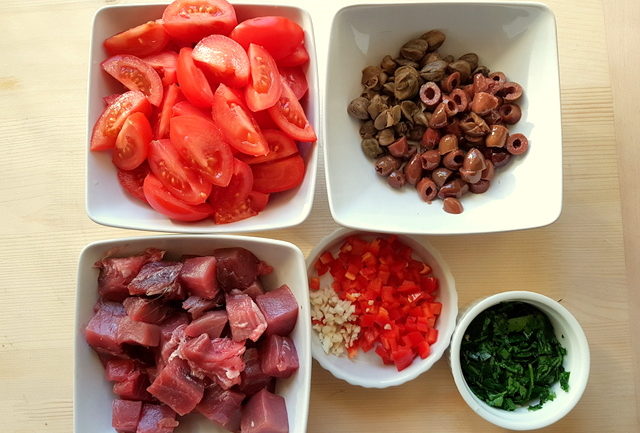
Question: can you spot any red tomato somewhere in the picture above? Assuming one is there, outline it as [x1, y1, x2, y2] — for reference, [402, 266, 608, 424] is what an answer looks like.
[279, 66, 308, 100]
[171, 101, 210, 120]
[170, 115, 234, 187]
[142, 51, 178, 86]
[240, 129, 298, 165]
[91, 91, 151, 151]
[210, 159, 255, 224]
[113, 112, 152, 170]
[277, 43, 309, 67]
[268, 79, 317, 142]
[103, 93, 121, 107]
[245, 44, 282, 112]
[104, 20, 169, 57]
[192, 35, 250, 88]
[155, 84, 182, 139]
[211, 83, 269, 156]
[230, 16, 303, 60]
[248, 191, 269, 212]
[162, 0, 237, 42]
[102, 55, 164, 106]
[252, 109, 278, 129]
[147, 139, 212, 205]
[251, 154, 305, 193]
[177, 47, 215, 108]
[143, 174, 213, 222]
[117, 162, 150, 202]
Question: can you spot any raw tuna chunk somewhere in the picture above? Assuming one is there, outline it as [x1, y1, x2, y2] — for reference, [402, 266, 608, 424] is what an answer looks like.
[183, 295, 221, 319]
[239, 348, 273, 396]
[255, 285, 298, 336]
[136, 404, 179, 433]
[180, 335, 245, 389]
[123, 297, 173, 324]
[113, 369, 152, 401]
[159, 312, 190, 344]
[241, 389, 288, 433]
[159, 325, 187, 368]
[226, 294, 267, 342]
[117, 316, 161, 347]
[147, 358, 204, 415]
[260, 335, 299, 378]
[96, 248, 165, 301]
[213, 248, 260, 290]
[230, 280, 264, 300]
[129, 261, 185, 300]
[196, 386, 245, 432]
[179, 256, 219, 299]
[106, 359, 137, 382]
[112, 399, 142, 433]
[85, 302, 126, 355]
[185, 310, 228, 339]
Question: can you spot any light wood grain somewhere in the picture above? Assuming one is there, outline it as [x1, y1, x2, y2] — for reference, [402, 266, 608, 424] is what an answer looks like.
[0, 0, 637, 432]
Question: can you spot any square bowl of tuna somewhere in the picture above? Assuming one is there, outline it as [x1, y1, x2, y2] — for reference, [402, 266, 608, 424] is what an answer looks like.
[87, 0, 319, 233]
[74, 235, 311, 433]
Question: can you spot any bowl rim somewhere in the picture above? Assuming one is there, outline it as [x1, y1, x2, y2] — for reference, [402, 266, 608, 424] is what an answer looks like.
[449, 290, 590, 430]
[305, 227, 458, 388]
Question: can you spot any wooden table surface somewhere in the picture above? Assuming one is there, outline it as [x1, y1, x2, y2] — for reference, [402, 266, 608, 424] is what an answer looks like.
[1, 0, 638, 432]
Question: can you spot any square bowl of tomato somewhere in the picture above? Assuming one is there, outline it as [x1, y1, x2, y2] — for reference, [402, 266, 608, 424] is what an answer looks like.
[87, 1, 319, 232]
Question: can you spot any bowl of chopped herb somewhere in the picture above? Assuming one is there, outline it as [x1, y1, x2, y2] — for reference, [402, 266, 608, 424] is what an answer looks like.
[449, 291, 589, 430]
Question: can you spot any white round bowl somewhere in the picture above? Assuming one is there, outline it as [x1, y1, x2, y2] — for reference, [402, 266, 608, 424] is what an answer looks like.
[306, 228, 458, 388]
[449, 291, 590, 430]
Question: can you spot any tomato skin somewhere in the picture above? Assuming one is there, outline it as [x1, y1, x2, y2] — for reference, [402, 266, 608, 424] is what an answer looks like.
[279, 66, 308, 100]
[211, 83, 269, 156]
[192, 35, 250, 88]
[143, 174, 213, 222]
[170, 115, 234, 187]
[268, 79, 317, 142]
[102, 55, 164, 106]
[251, 154, 305, 193]
[91, 91, 151, 151]
[113, 112, 152, 170]
[240, 129, 298, 165]
[155, 84, 182, 139]
[147, 139, 212, 205]
[177, 47, 215, 108]
[142, 51, 178, 86]
[210, 158, 255, 224]
[171, 101, 210, 120]
[248, 191, 269, 212]
[162, 0, 237, 42]
[230, 16, 304, 60]
[245, 44, 282, 112]
[104, 20, 169, 57]
[277, 43, 309, 67]
[117, 162, 150, 202]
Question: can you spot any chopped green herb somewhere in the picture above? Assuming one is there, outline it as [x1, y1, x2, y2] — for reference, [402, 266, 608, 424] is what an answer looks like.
[460, 302, 570, 411]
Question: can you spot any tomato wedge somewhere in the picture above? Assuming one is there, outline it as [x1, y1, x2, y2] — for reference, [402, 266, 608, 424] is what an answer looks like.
[210, 159, 255, 224]
[170, 115, 234, 187]
[104, 20, 169, 57]
[91, 91, 151, 151]
[103, 93, 121, 107]
[142, 51, 178, 86]
[277, 43, 309, 67]
[113, 112, 152, 170]
[171, 101, 210, 120]
[155, 84, 182, 139]
[177, 47, 215, 108]
[279, 66, 308, 100]
[102, 55, 164, 106]
[245, 44, 282, 112]
[268, 79, 317, 142]
[211, 83, 269, 156]
[117, 162, 150, 202]
[162, 0, 238, 42]
[248, 190, 269, 212]
[192, 35, 250, 88]
[147, 139, 212, 204]
[143, 174, 213, 222]
[230, 16, 303, 60]
[240, 129, 298, 165]
[251, 154, 305, 193]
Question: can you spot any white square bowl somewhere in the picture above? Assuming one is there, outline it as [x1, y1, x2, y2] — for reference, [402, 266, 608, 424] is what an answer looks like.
[87, 3, 319, 233]
[324, 2, 561, 234]
[74, 235, 311, 433]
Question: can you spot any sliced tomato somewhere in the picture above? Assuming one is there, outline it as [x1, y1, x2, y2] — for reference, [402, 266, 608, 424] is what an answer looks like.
[192, 35, 250, 88]
[103, 93, 121, 107]
[251, 154, 305, 193]
[102, 55, 164, 106]
[268, 79, 317, 142]
[113, 112, 152, 170]
[277, 43, 309, 67]
[210, 159, 255, 224]
[91, 91, 151, 151]
[155, 84, 182, 139]
[171, 101, 210, 120]
[170, 115, 234, 187]
[104, 20, 169, 57]
[248, 190, 269, 212]
[142, 51, 178, 86]
[245, 44, 282, 112]
[240, 129, 298, 165]
[147, 139, 212, 204]
[117, 162, 150, 202]
[279, 66, 308, 100]
[252, 109, 278, 129]
[162, 0, 237, 42]
[177, 47, 215, 108]
[230, 16, 304, 60]
[143, 174, 212, 222]
[211, 83, 269, 156]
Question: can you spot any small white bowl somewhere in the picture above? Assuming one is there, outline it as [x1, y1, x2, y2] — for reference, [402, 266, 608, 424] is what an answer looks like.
[305, 228, 458, 388]
[74, 235, 311, 433]
[449, 291, 590, 430]
[86, 3, 319, 233]
[324, 2, 562, 234]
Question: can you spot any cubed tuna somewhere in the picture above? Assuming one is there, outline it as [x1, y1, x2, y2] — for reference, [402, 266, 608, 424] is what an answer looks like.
[235, 280, 265, 300]
[260, 335, 299, 378]
[239, 348, 273, 397]
[136, 404, 179, 433]
[96, 249, 165, 301]
[255, 285, 298, 336]
[106, 359, 137, 382]
[196, 386, 245, 432]
[113, 369, 152, 401]
[213, 248, 260, 290]
[240, 389, 289, 433]
[129, 261, 185, 300]
[117, 316, 161, 347]
[123, 297, 173, 324]
[112, 399, 142, 433]
[180, 335, 246, 389]
[226, 294, 267, 342]
[159, 324, 187, 369]
[185, 310, 228, 339]
[179, 256, 219, 299]
[182, 295, 221, 319]
[85, 302, 126, 356]
[159, 312, 190, 344]
[147, 358, 204, 416]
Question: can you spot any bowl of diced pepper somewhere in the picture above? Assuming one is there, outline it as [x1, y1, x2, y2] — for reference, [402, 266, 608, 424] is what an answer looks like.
[306, 228, 457, 388]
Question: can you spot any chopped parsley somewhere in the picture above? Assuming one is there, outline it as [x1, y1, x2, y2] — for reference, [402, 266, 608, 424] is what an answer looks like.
[460, 302, 570, 411]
